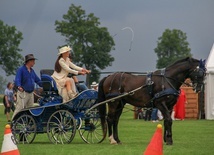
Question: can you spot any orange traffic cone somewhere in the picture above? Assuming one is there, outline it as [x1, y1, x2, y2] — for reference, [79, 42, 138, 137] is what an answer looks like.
[1, 124, 20, 155]
[143, 124, 163, 155]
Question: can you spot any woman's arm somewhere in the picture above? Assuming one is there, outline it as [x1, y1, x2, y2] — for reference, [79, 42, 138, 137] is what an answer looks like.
[59, 58, 79, 75]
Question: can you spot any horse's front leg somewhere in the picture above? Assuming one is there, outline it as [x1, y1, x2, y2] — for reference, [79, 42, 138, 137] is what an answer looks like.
[156, 101, 173, 145]
[163, 116, 173, 145]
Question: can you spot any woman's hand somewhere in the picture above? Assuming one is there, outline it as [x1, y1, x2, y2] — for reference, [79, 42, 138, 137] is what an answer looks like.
[78, 69, 90, 75]
[82, 69, 91, 74]
[78, 71, 86, 75]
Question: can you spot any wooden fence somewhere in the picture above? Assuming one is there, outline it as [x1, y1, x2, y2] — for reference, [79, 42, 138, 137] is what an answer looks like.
[182, 87, 198, 119]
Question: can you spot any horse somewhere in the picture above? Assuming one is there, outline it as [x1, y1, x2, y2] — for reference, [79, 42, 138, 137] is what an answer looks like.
[97, 57, 206, 145]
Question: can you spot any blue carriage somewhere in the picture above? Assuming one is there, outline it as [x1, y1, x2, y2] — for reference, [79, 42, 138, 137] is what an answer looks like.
[11, 70, 107, 144]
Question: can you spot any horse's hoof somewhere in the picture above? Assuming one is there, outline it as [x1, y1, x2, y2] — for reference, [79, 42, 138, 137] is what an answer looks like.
[109, 136, 117, 144]
[110, 141, 117, 145]
[166, 141, 173, 145]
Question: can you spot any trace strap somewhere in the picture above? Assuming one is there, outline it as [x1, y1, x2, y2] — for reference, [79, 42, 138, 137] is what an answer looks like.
[86, 84, 146, 114]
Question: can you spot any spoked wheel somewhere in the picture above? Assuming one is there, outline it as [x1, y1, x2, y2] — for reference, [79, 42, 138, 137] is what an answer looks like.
[78, 108, 107, 143]
[47, 110, 76, 144]
[12, 114, 37, 144]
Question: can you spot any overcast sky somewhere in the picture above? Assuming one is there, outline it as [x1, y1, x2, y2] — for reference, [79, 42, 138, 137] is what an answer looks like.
[0, 0, 214, 82]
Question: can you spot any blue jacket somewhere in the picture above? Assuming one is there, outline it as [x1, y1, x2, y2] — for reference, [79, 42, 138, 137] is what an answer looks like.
[15, 65, 42, 93]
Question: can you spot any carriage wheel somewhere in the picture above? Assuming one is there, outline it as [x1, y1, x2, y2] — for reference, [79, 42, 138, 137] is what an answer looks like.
[78, 108, 107, 144]
[47, 110, 76, 144]
[12, 114, 37, 144]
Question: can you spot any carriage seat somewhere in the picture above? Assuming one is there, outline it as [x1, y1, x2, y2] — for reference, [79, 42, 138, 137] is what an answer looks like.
[39, 69, 63, 105]
[40, 69, 54, 76]
[40, 74, 63, 104]
[41, 74, 58, 93]
[40, 69, 58, 93]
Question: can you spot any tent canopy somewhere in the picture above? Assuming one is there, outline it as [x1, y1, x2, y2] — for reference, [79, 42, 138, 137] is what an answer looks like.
[205, 43, 214, 120]
[206, 44, 214, 72]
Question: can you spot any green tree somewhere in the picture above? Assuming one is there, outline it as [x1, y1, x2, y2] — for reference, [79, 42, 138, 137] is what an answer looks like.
[55, 4, 115, 85]
[0, 20, 23, 76]
[154, 29, 192, 69]
[0, 75, 7, 94]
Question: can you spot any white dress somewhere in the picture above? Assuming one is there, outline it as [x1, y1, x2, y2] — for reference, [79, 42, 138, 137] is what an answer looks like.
[52, 57, 83, 101]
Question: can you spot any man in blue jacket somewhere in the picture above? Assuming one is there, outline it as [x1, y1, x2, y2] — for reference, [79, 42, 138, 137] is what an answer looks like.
[12, 54, 42, 118]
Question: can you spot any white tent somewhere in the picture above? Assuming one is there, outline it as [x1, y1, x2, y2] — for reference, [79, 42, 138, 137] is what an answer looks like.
[205, 43, 214, 119]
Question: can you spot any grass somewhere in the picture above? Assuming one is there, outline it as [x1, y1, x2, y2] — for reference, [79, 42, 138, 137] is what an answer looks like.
[0, 104, 214, 155]
[0, 95, 3, 103]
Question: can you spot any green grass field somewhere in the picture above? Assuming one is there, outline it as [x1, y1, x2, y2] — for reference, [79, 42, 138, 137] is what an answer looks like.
[0, 104, 213, 155]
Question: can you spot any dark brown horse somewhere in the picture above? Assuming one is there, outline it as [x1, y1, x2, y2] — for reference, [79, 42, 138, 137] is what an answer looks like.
[97, 57, 206, 145]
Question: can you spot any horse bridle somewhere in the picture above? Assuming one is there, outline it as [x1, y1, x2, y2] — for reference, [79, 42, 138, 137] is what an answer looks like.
[160, 66, 206, 91]
[188, 66, 206, 92]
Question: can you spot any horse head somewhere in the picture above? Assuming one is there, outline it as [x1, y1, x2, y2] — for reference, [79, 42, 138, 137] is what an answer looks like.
[189, 59, 206, 93]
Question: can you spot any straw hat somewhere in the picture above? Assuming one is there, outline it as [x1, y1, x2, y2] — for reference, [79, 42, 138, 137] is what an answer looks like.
[25, 54, 37, 63]
[91, 81, 98, 87]
[58, 45, 71, 55]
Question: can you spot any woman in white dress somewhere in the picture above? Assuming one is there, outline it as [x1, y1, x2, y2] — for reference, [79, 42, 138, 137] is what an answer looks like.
[52, 45, 90, 101]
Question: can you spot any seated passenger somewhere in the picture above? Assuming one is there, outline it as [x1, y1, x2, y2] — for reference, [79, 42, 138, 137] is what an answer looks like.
[52, 45, 90, 102]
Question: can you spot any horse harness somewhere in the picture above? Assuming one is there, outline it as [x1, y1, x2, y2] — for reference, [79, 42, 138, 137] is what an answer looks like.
[105, 61, 206, 109]
[145, 69, 180, 107]
[106, 71, 180, 108]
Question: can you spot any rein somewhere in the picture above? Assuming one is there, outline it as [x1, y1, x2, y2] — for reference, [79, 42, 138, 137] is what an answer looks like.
[155, 74, 192, 88]
[33, 91, 43, 99]
[86, 84, 147, 114]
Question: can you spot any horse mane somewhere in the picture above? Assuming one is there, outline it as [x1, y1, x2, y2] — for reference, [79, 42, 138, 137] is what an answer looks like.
[166, 57, 198, 69]
[167, 57, 189, 67]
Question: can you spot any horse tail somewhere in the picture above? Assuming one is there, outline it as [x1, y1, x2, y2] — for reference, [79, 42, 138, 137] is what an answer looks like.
[98, 76, 107, 136]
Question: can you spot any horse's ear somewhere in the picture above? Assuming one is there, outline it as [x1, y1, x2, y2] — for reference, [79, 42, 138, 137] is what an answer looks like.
[199, 59, 206, 71]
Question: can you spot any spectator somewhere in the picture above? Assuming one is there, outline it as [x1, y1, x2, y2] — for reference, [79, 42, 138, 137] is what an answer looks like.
[144, 108, 152, 121]
[3, 82, 16, 122]
[173, 89, 187, 120]
[91, 81, 98, 90]
[157, 109, 163, 120]
[151, 108, 159, 122]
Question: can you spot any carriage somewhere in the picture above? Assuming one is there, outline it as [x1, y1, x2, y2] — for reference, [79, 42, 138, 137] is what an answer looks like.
[11, 70, 107, 144]
[11, 57, 206, 146]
